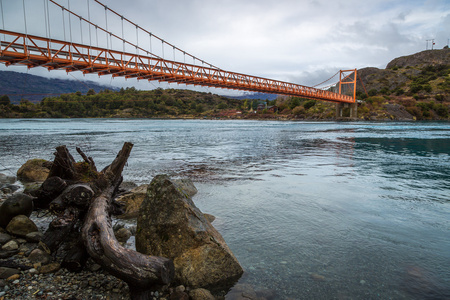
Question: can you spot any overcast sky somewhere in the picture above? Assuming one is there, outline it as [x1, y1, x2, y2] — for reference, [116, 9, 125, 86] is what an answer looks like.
[1, 0, 449, 94]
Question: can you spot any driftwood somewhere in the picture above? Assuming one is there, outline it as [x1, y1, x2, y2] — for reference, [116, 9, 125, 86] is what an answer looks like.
[32, 142, 174, 298]
[61, 238, 89, 272]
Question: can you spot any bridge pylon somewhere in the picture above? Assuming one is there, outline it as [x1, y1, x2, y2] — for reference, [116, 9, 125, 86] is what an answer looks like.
[336, 69, 358, 119]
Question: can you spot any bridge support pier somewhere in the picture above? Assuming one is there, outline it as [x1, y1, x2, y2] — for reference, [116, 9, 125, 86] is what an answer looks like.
[336, 103, 357, 119]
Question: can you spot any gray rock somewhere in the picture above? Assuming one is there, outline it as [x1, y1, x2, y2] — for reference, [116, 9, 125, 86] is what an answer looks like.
[173, 178, 198, 197]
[28, 248, 52, 265]
[115, 184, 148, 219]
[116, 179, 197, 220]
[114, 227, 131, 244]
[136, 175, 243, 289]
[1, 240, 18, 251]
[89, 263, 102, 272]
[0, 267, 20, 279]
[203, 213, 215, 223]
[25, 231, 43, 243]
[0, 233, 11, 244]
[0, 249, 19, 259]
[189, 288, 215, 300]
[175, 285, 186, 293]
[0, 173, 16, 185]
[0, 184, 20, 194]
[0, 193, 34, 228]
[6, 215, 38, 237]
[119, 181, 138, 192]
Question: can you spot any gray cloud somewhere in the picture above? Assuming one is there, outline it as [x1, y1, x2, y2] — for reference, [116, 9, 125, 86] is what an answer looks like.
[1, 0, 448, 94]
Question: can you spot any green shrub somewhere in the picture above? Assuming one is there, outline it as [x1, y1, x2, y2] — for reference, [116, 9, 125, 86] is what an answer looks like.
[368, 89, 378, 96]
[410, 82, 422, 93]
[423, 84, 432, 93]
[303, 100, 316, 110]
[434, 104, 449, 118]
[292, 106, 305, 115]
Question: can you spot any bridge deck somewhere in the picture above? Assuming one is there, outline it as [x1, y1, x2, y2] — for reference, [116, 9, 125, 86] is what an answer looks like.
[0, 30, 355, 103]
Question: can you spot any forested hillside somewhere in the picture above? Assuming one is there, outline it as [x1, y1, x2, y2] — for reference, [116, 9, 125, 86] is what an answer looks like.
[0, 49, 448, 120]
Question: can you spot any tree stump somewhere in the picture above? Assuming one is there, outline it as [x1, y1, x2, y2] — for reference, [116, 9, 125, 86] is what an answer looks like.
[32, 142, 174, 298]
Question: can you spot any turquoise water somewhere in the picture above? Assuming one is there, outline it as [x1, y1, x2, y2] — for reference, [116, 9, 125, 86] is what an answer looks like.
[0, 119, 449, 299]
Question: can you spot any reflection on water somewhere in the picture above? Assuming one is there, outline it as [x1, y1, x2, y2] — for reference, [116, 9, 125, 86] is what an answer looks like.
[0, 119, 449, 299]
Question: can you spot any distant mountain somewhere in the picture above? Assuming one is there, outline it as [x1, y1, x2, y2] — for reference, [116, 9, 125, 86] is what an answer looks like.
[228, 92, 278, 101]
[0, 71, 118, 104]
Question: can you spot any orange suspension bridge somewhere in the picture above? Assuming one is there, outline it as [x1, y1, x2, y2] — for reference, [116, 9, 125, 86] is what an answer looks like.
[0, 0, 360, 105]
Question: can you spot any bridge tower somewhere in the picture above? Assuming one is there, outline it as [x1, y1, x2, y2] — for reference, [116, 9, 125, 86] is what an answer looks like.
[335, 69, 358, 119]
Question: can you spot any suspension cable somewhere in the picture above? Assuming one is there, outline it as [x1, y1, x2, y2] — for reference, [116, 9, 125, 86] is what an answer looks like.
[87, 0, 91, 47]
[358, 73, 368, 97]
[43, 0, 48, 38]
[22, 0, 27, 35]
[48, 0, 161, 60]
[62, 7, 66, 41]
[104, 6, 108, 50]
[312, 70, 340, 88]
[68, 0, 72, 43]
[121, 16, 124, 52]
[92, 0, 219, 69]
[149, 33, 152, 53]
[46, 0, 51, 41]
[0, 0, 5, 40]
[136, 25, 139, 55]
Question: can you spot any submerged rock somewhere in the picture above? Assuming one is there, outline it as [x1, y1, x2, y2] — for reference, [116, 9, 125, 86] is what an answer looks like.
[136, 175, 243, 289]
[0, 173, 16, 185]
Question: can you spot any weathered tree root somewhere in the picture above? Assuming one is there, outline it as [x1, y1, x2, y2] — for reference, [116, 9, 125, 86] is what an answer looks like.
[32, 142, 174, 298]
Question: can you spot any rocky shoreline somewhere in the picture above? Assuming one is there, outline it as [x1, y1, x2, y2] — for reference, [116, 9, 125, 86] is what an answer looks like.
[1, 158, 275, 300]
[0, 173, 178, 300]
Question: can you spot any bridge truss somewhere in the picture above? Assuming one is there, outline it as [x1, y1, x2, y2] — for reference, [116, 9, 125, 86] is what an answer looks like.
[0, 0, 357, 104]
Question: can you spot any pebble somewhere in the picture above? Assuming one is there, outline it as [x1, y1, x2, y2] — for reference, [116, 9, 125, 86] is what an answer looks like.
[310, 273, 326, 281]
[38, 262, 61, 274]
[7, 274, 20, 281]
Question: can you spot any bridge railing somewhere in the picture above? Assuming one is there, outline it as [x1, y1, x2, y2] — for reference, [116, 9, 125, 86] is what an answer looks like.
[0, 29, 355, 103]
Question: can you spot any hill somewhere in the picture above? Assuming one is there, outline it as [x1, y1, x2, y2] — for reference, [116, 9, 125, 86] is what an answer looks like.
[356, 49, 449, 99]
[0, 71, 118, 104]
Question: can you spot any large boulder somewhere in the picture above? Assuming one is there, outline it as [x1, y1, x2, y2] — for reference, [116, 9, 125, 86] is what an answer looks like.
[6, 215, 39, 237]
[17, 159, 52, 183]
[0, 193, 34, 228]
[136, 175, 243, 289]
[117, 179, 197, 220]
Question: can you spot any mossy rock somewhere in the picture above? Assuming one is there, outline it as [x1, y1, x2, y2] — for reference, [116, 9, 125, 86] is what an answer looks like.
[17, 159, 52, 183]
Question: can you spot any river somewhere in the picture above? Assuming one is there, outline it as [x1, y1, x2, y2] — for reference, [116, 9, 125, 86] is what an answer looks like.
[0, 119, 449, 299]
